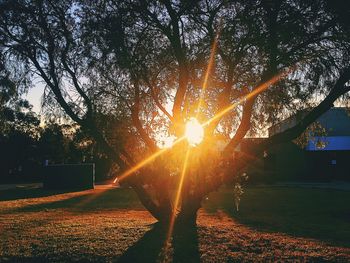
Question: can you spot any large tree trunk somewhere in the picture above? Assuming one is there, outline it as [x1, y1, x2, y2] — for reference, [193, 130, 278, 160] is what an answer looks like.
[176, 182, 202, 226]
[176, 200, 201, 226]
[172, 219, 200, 263]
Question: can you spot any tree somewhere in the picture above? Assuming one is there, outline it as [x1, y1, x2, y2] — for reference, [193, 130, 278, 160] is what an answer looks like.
[1, 0, 350, 226]
[0, 96, 41, 182]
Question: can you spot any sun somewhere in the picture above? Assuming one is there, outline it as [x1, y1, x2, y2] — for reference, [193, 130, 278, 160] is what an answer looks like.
[185, 117, 204, 146]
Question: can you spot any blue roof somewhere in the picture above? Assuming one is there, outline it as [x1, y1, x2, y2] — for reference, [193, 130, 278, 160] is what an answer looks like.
[306, 136, 350, 151]
[316, 108, 350, 136]
[269, 107, 350, 137]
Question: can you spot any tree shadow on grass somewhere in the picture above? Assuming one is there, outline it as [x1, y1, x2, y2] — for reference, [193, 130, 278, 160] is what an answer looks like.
[0, 186, 75, 201]
[9, 187, 143, 213]
[203, 187, 350, 247]
[172, 223, 200, 263]
[117, 222, 200, 263]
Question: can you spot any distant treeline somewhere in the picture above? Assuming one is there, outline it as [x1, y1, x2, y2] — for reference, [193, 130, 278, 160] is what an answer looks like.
[0, 100, 115, 183]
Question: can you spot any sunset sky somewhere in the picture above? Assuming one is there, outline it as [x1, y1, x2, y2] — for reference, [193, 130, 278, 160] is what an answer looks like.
[25, 83, 45, 113]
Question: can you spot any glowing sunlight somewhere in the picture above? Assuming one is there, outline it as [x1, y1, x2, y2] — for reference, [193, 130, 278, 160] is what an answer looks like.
[113, 68, 293, 184]
[185, 118, 204, 146]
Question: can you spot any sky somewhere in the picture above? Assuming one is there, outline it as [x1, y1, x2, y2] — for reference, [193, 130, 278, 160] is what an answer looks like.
[24, 79, 347, 141]
[24, 83, 45, 114]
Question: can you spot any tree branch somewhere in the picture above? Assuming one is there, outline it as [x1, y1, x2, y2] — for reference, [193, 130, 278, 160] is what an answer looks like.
[159, 0, 189, 128]
[149, 85, 174, 122]
[256, 67, 350, 153]
[202, 67, 350, 196]
[131, 81, 159, 152]
[55, 4, 93, 117]
[223, 98, 256, 155]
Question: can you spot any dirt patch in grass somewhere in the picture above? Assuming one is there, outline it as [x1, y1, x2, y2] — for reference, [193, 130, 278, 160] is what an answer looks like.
[0, 187, 349, 262]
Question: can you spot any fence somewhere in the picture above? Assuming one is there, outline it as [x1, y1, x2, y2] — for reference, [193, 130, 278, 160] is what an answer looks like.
[43, 163, 95, 190]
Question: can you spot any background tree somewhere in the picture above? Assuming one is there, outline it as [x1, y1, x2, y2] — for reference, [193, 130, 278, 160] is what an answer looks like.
[1, 0, 350, 225]
[0, 96, 41, 182]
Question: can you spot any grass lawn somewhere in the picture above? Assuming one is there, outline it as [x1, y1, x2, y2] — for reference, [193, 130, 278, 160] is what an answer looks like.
[203, 186, 350, 247]
[0, 185, 349, 262]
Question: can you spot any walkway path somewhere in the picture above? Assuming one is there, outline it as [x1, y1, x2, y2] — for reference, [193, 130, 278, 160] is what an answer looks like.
[273, 181, 350, 191]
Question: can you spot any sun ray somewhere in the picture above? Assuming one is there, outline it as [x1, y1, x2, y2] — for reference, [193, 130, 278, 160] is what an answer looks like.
[162, 32, 220, 247]
[166, 147, 191, 245]
[202, 68, 293, 127]
[113, 137, 185, 183]
[72, 186, 112, 208]
[112, 67, 293, 256]
[196, 32, 220, 116]
[112, 67, 293, 184]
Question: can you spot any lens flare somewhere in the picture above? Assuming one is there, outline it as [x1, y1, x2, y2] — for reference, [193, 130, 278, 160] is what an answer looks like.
[165, 148, 191, 246]
[112, 67, 293, 184]
[162, 135, 176, 148]
[185, 118, 204, 146]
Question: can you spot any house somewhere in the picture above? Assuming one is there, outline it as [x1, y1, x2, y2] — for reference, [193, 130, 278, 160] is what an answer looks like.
[266, 107, 350, 181]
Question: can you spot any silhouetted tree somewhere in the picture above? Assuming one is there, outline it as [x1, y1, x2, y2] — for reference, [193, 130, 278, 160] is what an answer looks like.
[0, 97, 41, 181]
[1, 0, 350, 225]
